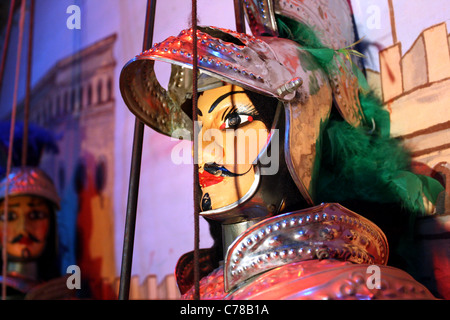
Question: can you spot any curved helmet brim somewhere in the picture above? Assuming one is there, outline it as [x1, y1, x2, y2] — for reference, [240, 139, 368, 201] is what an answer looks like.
[119, 26, 305, 139]
[0, 167, 61, 211]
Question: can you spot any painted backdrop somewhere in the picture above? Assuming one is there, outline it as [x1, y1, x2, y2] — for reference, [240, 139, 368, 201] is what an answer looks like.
[0, 0, 448, 298]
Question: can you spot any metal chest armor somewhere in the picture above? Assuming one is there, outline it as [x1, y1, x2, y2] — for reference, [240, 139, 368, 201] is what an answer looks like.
[179, 204, 435, 299]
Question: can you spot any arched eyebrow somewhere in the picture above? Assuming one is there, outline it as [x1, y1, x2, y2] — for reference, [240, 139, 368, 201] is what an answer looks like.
[208, 91, 246, 113]
[5, 203, 20, 208]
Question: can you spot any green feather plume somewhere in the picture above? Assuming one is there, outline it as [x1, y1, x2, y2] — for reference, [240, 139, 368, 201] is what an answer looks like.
[276, 14, 444, 216]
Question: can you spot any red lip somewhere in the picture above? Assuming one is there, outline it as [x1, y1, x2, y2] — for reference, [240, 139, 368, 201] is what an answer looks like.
[17, 237, 34, 246]
[199, 170, 224, 188]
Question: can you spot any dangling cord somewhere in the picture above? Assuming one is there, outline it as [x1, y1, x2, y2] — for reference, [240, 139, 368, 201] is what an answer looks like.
[0, 0, 16, 92]
[234, 0, 246, 33]
[191, 0, 200, 300]
[2, 0, 27, 301]
[22, 0, 35, 168]
[232, 0, 245, 197]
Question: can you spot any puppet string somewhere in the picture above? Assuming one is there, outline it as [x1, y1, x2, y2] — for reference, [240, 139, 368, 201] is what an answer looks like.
[22, 0, 35, 168]
[2, 0, 27, 300]
[191, 0, 200, 301]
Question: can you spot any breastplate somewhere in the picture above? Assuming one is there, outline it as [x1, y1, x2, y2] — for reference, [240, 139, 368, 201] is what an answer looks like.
[180, 203, 435, 299]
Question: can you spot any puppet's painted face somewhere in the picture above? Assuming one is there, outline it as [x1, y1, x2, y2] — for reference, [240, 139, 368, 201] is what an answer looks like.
[197, 84, 273, 211]
[0, 196, 51, 260]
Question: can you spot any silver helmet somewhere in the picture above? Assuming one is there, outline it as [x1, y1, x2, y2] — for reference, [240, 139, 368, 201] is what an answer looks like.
[0, 167, 60, 210]
[119, 0, 365, 223]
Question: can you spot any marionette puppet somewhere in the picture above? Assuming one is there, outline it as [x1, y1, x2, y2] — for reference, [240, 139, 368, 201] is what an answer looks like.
[0, 122, 73, 299]
[0, 167, 60, 298]
[120, 0, 444, 299]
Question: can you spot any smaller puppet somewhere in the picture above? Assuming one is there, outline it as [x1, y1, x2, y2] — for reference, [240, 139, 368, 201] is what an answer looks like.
[0, 121, 73, 299]
[0, 166, 61, 298]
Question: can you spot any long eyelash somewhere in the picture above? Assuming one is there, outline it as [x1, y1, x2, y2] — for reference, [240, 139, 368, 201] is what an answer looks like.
[222, 103, 258, 122]
[237, 104, 258, 117]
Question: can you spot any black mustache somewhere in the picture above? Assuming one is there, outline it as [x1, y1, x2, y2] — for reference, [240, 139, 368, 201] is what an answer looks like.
[10, 233, 41, 244]
[203, 163, 247, 177]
